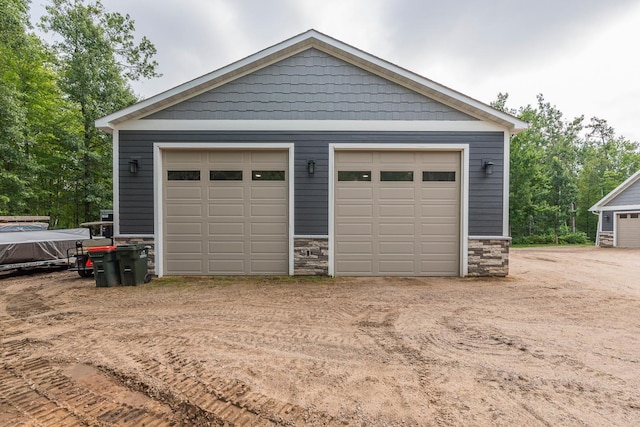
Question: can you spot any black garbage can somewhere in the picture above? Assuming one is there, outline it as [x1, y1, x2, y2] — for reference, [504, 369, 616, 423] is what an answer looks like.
[115, 244, 150, 286]
[88, 246, 120, 287]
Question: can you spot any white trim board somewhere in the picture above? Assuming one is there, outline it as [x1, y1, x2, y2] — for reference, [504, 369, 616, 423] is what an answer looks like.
[328, 143, 470, 277]
[111, 120, 508, 133]
[153, 142, 295, 277]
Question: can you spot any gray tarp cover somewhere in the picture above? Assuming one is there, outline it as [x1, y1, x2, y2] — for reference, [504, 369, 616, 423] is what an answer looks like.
[0, 228, 90, 265]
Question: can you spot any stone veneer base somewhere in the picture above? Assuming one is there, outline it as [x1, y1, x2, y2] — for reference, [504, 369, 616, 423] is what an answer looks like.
[467, 238, 510, 277]
[597, 232, 614, 248]
[123, 236, 510, 278]
[294, 238, 329, 276]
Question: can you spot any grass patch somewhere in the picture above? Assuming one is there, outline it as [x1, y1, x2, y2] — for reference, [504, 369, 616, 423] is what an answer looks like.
[511, 243, 594, 248]
[139, 274, 337, 290]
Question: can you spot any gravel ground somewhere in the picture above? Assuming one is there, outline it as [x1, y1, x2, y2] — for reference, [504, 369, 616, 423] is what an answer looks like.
[1, 246, 639, 426]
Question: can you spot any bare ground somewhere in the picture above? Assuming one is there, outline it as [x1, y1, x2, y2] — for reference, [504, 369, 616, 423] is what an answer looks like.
[1, 246, 639, 426]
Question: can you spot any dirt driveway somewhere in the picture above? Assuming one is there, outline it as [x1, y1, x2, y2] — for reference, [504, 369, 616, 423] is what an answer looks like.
[1, 246, 639, 426]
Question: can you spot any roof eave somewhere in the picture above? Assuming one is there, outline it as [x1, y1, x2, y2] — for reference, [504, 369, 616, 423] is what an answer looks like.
[589, 169, 640, 211]
[96, 29, 529, 133]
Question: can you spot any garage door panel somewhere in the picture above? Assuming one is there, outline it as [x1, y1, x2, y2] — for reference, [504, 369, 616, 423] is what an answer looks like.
[165, 151, 203, 164]
[336, 241, 373, 254]
[422, 223, 458, 235]
[337, 151, 374, 163]
[209, 222, 244, 235]
[251, 241, 288, 254]
[208, 151, 245, 164]
[209, 260, 245, 274]
[167, 260, 203, 273]
[166, 241, 202, 254]
[166, 187, 202, 199]
[336, 223, 373, 236]
[335, 150, 460, 276]
[379, 260, 416, 274]
[379, 204, 415, 217]
[251, 204, 287, 216]
[422, 241, 458, 254]
[164, 149, 288, 275]
[336, 260, 373, 275]
[251, 222, 287, 236]
[166, 223, 202, 236]
[617, 215, 640, 247]
[251, 150, 288, 163]
[379, 242, 415, 255]
[209, 186, 244, 199]
[336, 204, 373, 217]
[379, 188, 414, 199]
[336, 187, 373, 199]
[421, 188, 457, 200]
[251, 185, 287, 200]
[251, 260, 288, 274]
[209, 203, 245, 216]
[379, 223, 415, 236]
[166, 204, 203, 217]
[210, 241, 244, 254]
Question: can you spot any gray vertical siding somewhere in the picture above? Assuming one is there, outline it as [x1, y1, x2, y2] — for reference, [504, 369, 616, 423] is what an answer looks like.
[118, 131, 505, 236]
[601, 211, 614, 232]
[144, 49, 476, 122]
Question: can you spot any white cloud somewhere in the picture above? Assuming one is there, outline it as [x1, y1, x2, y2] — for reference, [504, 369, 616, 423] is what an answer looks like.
[28, 0, 640, 141]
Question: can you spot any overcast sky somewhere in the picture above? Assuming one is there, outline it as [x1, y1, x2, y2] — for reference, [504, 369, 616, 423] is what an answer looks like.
[29, 0, 640, 141]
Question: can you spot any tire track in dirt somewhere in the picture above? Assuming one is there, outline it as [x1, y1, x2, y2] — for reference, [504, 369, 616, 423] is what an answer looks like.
[0, 340, 176, 426]
[107, 350, 336, 426]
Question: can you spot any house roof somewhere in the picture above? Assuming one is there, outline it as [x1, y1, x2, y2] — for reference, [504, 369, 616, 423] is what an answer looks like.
[589, 169, 640, 211]
[96, 29, 529, 133]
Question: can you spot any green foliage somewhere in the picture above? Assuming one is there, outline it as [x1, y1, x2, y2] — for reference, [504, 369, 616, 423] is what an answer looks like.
[0, 0, 158, 226]
[502, 93, 640, 243]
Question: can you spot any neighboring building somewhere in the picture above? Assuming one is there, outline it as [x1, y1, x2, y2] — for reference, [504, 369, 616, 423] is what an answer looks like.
[96, 30, 528, 278]
[590, 170, 640, 248]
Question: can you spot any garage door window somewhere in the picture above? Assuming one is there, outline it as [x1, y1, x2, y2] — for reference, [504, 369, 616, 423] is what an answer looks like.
[338, 171, 371, 181]
[168, 170, 200, 181]
[252, 170, 285, 181]
[210, 170, 243, 181]
[423, 171, 456, 182]
[380, 171, 413, 181]
[632, 214, 639, 219]
[620, 214, 628, 219]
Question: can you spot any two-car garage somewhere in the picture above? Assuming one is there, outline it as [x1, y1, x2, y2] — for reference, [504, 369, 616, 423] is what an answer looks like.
[159, 146, 463, 277]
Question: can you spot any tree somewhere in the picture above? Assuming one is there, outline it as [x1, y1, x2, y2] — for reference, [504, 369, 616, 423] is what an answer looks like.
[576, 118, 640, 239]
[40, 0, 159, 223]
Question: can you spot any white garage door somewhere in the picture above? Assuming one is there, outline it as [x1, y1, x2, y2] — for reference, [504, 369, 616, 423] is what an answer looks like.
[334, 151, 461, 276]
[163, 150, 288, 275]
[617, 213, 640, 248]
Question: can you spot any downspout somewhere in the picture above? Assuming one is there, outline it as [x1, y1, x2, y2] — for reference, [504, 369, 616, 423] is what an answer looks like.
[594, 211, 602, 246]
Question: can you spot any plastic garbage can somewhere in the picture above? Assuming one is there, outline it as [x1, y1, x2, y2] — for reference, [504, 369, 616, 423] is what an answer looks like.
[88, 246, 120, 287]
[115, 244, 150, 286]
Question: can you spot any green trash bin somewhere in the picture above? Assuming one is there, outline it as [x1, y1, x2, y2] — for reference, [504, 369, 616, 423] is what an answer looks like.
[88, 246, 120, 287]
[115, 244, 150, 286]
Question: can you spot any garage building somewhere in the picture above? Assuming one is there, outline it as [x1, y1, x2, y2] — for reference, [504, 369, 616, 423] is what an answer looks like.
[590, 169, 640, 248]
[96, 30, 528, 277]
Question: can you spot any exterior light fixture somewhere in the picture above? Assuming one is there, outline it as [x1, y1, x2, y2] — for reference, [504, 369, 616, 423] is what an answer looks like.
[604, 214, 610, 222]
[128, 158, 139, 174]
[307, 160, 315, 175]
[483, 159, 494, 176]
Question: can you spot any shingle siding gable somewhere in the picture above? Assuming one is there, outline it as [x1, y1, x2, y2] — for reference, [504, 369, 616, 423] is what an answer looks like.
[144, 49, 477, 121]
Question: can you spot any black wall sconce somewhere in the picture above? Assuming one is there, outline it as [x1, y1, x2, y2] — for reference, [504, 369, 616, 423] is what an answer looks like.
[307, 160, 315, 175]
[128, 158, 139, 174]
[604, 214, 610, 222]
[482, 159, 494, 176]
